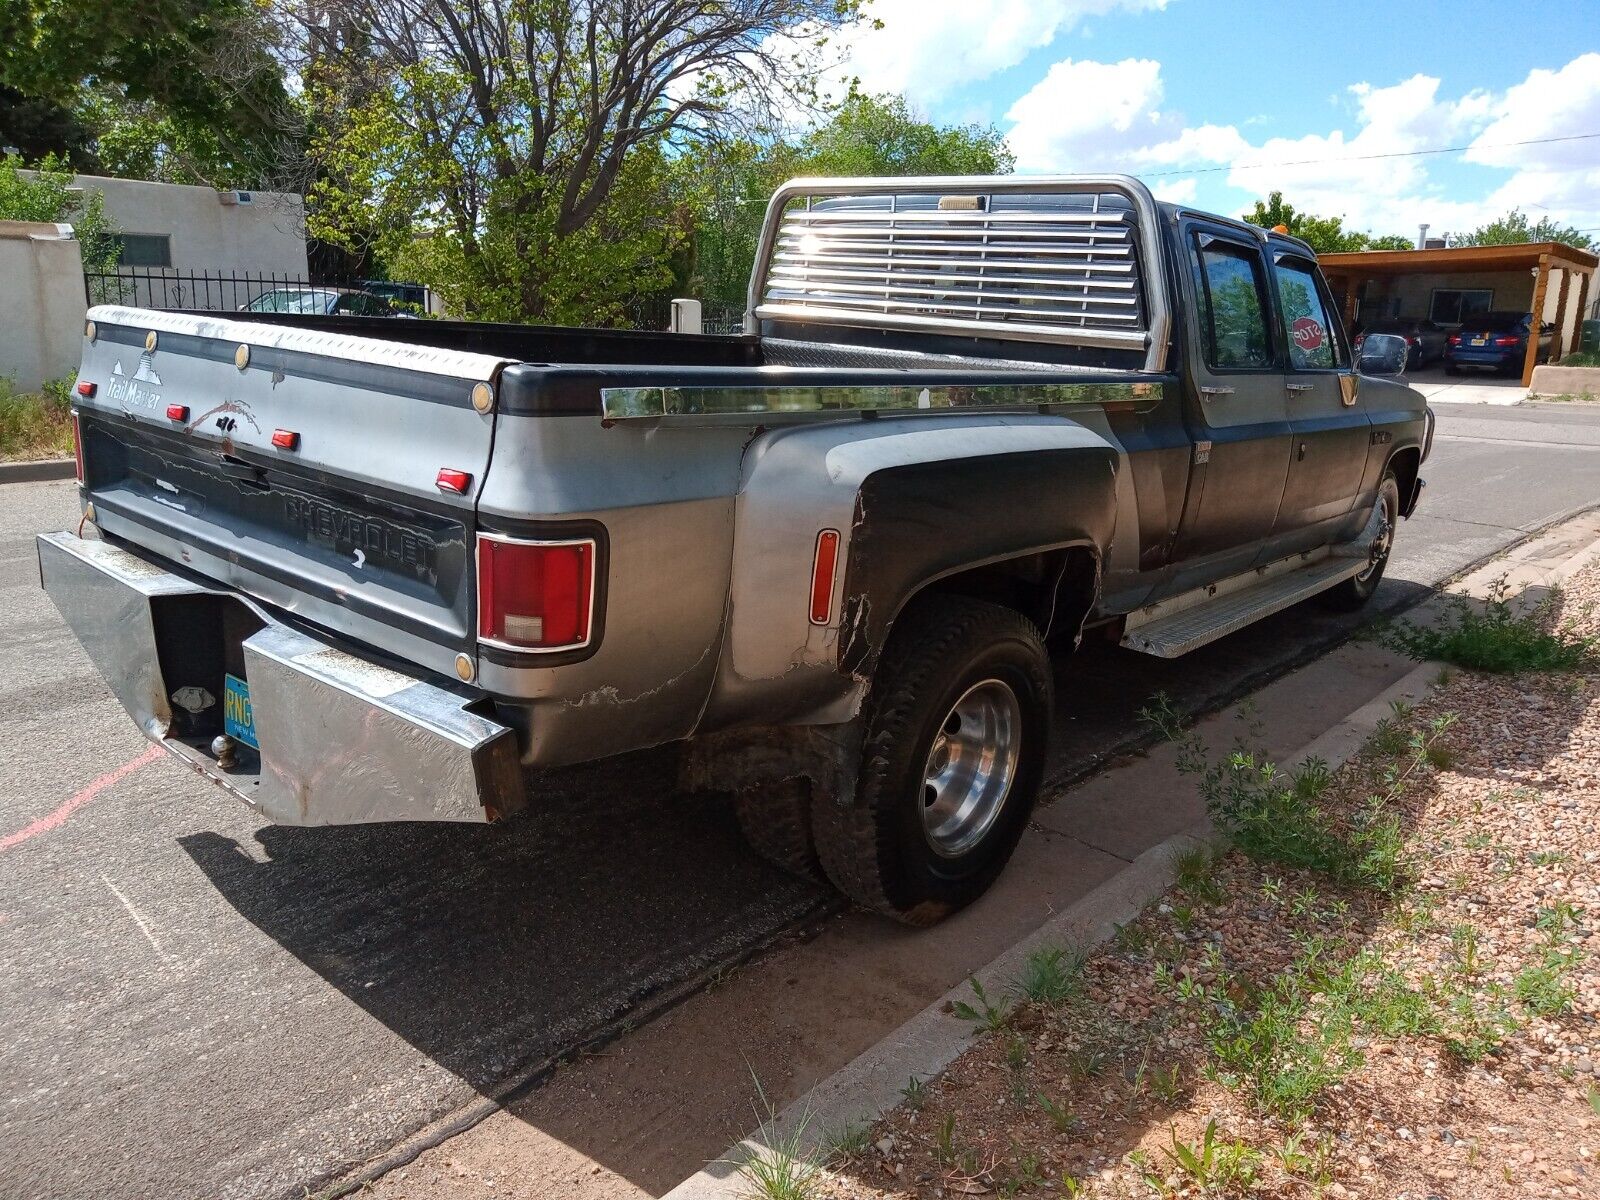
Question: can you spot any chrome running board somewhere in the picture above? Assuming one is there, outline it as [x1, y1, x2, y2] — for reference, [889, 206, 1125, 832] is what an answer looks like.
[1120, 545, 1369, 659]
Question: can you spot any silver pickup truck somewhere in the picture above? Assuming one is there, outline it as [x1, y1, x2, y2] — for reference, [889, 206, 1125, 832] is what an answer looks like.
[40, 175, 1430, 924]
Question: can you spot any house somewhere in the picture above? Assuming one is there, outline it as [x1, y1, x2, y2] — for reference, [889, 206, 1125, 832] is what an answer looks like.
[1319, 242, 1597, 386]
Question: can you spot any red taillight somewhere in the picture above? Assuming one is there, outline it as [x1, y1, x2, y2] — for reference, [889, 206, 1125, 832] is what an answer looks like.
[1406, 336, 1420, 345]
[271, 428, 299, 450]
[436, 468, 472, 494]
[1448, 335, 1461, 346]
[476, 536, 595, 650]
[72, 411, 84, 482]
[165, 403, 188, 422]
[810, 529, 840, 625]
[76, 380, 96, 398]
[1493, 335, 1520, 347]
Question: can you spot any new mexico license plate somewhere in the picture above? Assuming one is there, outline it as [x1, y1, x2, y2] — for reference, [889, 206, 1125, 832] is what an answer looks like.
[223, 674, 259, 749]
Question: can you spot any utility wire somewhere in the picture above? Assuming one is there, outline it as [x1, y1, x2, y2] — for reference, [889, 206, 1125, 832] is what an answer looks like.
[1142, 130, 1600, 178]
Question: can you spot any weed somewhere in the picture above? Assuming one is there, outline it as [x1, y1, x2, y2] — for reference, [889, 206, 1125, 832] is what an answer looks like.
[1113, 917, 1154, 955]
[823, 1123, 871, 1163]
[933, 1113, 957, 1165]
[1450, 924, 1483, 976]
[1059, 1172, 1085, 1197]
[1173, 844, 1227, 904]
[1537, 901, 1583, 940]
[951, 976, 1013, 1033]
[1514, 962, 1575, 1017]
[1170, 903, 1197, 932]
[1066, 1045, 1108, 1081]
[1036, 1092, 1081, 1134]
[0, 377, 75, 462]
[1158, 1120, 1262, 1193]
[1273, 1130, 1334, 1186]
[1588, 1084, 1600, 1116]
[1530, 849, 1572, 867]
[1366, 717, 1410, 758]
[1149, 1063, 1185, 1105]
[1382, 580, 1597, 673]
[1425, 742, 1458, 770]
[900, 1075, 929, 1111]
[1014, 944, 1087, 1006]
[736, 1073, 822, 1200]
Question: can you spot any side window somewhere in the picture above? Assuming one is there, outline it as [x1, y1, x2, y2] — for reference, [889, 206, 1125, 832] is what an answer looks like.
[1192, 238, 1273, 370]
[1273, 259, 1343, 371]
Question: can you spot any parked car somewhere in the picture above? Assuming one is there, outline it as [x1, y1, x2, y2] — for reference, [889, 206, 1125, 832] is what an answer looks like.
[244, 287, 409, 317]
[44, 175, 1431, 925]
[1359, 316, 1449, 369]
[1445, 311, 1554, 375]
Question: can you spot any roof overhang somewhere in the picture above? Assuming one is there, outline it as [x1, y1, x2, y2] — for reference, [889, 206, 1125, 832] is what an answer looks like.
[1319, 241, 1597, 277]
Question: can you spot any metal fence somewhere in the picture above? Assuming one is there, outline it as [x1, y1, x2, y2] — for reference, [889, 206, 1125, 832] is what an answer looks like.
[83, 268, 746, 332]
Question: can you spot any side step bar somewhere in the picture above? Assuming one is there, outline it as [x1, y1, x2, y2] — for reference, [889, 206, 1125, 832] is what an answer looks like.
[1121, 547, 1368, 659]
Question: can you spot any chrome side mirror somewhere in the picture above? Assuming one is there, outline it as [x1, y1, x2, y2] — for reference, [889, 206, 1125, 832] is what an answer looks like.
[1357, 332, 1409, 379]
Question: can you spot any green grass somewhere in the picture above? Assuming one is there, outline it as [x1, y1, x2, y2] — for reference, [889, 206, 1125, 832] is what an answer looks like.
[1013, 944, 1088, 1006]
[0, 377, 74, 461]
[1382, 584, 1596, 673]
[1557, 350, 1600, 367]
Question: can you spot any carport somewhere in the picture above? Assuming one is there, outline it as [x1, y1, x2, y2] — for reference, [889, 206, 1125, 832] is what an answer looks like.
[1320, 242, 1597, 386]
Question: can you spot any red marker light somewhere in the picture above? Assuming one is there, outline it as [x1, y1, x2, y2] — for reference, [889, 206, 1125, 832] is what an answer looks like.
[165, 404, 189, 421]
[72, 412, 84, 482]
[76, 380, 97, 398]
[810, 529, 840, 625]
[436, 468, 472, 494]
[271, 429, 299, 450]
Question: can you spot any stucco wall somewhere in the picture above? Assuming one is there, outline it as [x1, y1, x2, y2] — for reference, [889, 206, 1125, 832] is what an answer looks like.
[1359, 270, 1535, 325]
[0, 221, 87, 390]
[75, 174, 308, 276]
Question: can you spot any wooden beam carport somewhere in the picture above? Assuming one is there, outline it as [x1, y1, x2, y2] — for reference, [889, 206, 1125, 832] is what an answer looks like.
[1319, 241, 1598, 386]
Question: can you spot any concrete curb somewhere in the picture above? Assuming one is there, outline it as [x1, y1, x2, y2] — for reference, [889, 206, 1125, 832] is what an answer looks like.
[664, 659, 1446, 1200]
[0, 458, 74, 484]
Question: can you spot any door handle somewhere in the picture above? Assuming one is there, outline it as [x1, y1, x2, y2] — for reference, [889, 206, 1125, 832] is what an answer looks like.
[1199, 385, 1235, 399]
[1286, 382, 1314, 392]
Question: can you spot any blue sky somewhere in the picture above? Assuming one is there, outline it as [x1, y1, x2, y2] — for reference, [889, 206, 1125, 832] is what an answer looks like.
[816, 0, 1600, 240]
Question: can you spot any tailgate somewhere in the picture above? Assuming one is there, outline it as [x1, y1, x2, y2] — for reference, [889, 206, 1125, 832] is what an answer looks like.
[73, 305, 513, 678]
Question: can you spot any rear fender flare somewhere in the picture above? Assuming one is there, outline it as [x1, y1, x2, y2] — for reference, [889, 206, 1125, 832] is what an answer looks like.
[709, 417, 1119, 727]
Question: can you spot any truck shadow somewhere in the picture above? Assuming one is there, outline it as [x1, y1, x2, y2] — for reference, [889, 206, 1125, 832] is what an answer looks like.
[177, 580, 1434, 1197]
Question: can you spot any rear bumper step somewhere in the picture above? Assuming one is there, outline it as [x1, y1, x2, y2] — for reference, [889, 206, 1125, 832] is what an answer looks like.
[37, 531, 523, 826]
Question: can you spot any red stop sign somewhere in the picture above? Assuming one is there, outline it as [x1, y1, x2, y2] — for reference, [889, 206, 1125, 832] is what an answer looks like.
[1292, 316, 1325, 351]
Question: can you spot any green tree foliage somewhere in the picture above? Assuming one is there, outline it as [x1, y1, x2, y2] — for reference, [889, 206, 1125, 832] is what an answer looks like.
[0, 0, 298, 186]
[0, 153, 120, 273]
[1455, 208, 1594, 252]
[682, 93, 1014, 314]
[0, 85, 98, 169]
[1242, 191, 1408, 255]
[308, 0, 863, 325]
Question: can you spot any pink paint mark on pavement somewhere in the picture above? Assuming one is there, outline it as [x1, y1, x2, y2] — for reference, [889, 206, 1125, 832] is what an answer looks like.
[0, 745, 162, 853]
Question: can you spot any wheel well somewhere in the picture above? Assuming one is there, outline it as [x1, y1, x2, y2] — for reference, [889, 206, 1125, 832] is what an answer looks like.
[912, 546, 1100, 646]
[1388, 447, 1421, 517]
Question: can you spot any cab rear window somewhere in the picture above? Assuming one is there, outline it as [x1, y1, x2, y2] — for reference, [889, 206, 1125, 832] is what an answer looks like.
[1460, 314, 1521, 332]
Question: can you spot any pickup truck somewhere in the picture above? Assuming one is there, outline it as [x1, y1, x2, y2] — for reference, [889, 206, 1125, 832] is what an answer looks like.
[40, 175, 1431, 925]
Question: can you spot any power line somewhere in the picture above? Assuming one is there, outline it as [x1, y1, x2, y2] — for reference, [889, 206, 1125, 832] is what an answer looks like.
[1142, 130, 1600, 178]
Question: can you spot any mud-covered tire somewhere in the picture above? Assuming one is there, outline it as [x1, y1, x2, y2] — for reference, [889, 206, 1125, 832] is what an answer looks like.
[734, 778, 821, 881]
[812, 595, 1052, 926]
[1323, 473, 1400, 611]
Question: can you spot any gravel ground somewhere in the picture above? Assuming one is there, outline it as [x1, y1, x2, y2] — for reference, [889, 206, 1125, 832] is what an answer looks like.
[805, 566, 1600, 1200]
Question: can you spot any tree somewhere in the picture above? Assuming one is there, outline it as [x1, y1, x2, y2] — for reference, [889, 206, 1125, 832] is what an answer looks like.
[0, 0, 300, 187]
[682, 93, 1014, 313]
[0, 86, 98, 169]
[1455, 209, 1594, 252]
[1242, 191, 1408, 255]
[0, 153, 120, 274]
[305, 0, 865, 324]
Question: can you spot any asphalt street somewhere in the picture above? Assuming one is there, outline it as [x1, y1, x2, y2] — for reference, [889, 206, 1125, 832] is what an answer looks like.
[2, 399, 1598, 1200]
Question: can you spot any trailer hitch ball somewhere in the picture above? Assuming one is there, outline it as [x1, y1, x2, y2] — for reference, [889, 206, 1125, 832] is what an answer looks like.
[211, 734, 238, 770]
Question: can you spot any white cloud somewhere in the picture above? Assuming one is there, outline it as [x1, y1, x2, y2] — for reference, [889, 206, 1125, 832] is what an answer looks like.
[1002, 52, 1600, 236]
[1150, 176, 1196, 204]
[1004, 57, 1167, 170]
[793, 0, 1170, 109]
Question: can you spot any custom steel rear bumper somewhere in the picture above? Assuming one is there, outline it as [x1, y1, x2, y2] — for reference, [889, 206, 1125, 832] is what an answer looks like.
[37, 531, 523, 826]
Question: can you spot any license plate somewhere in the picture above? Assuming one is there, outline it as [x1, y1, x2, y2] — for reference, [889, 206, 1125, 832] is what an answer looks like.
[1472, 337, 1487, 346]
[223, 673, 259, 749]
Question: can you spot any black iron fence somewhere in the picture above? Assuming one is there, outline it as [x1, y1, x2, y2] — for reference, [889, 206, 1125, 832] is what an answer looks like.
[83, 269, 435, 316]
[83, 267, 744, 332]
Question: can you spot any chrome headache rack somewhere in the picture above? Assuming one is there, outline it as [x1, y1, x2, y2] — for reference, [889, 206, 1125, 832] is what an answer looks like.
[747, 175, 1172, 373]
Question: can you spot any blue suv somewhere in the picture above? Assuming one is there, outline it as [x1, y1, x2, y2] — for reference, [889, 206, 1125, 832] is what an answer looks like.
[1445, 311, 1553, 375]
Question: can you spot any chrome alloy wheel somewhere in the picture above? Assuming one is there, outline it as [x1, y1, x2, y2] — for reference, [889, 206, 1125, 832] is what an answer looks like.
[920, 678, 1023, 858]
[1357, 494, 1396, 584]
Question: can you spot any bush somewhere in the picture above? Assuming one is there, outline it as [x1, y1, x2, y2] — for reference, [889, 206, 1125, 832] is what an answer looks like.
[1382, 584, 1596, 673]
[0, 378, 75, 461]
[1557, 350, 1600, 368]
